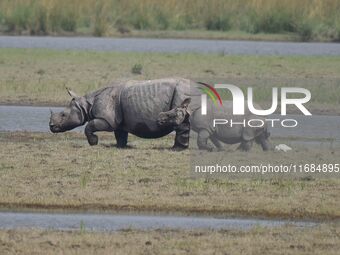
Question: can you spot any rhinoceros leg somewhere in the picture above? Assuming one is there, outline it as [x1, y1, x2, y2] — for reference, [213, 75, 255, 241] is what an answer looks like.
[210, 136, 224, 151]
[173, 117, 190, 150]
[197, 129, 214, 151]
[237, 140, 253, 151]
[114, 129, 128, 148]
[260, 139, 270, 151]
[255, 132, 271, 151]
[85, 119, 113, 146]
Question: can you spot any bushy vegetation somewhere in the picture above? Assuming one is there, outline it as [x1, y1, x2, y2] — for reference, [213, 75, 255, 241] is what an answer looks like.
[0, 0, 339, 41]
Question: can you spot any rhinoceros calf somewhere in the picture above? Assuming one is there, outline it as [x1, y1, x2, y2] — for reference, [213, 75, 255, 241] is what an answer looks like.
[157, 100, 271, 151]
[49, 78, 193, 150]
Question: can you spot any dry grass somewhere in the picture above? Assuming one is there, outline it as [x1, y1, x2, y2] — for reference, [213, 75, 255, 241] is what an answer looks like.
[0, 49, 340, 114]
[0, 223, 339, 255]
[0, 131, 339, 220]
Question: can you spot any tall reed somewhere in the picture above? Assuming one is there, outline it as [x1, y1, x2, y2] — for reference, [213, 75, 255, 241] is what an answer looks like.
[0, 0, 339, 40]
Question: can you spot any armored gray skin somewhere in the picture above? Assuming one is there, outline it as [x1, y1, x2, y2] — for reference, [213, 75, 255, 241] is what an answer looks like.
[157, 100, 271, 151]
[49, 78, 193, 150]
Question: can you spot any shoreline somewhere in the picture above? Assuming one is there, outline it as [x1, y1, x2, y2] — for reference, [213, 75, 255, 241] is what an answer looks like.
[1, 101, 339, 116]
[0, 202, 338, 221]
[0, 31, 303, 43]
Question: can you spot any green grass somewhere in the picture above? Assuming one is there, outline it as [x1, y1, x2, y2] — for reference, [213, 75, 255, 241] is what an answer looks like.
[0, 0, 340, 41]
[0, 48, 339, 114]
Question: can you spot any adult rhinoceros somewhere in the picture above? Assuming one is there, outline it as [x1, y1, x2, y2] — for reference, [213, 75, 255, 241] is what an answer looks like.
[49, 78, 194, 150]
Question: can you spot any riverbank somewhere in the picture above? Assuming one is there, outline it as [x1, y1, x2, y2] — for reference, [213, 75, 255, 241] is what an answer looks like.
[0, 131, 339, 220]
[0, 48, 339, 115]
[0, 30, 301, 42]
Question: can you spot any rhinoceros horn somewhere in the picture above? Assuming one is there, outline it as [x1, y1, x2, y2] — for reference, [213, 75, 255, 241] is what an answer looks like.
[66, 88, 78, 98]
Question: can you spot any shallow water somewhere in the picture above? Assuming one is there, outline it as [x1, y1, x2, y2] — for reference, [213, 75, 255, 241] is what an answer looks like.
[0, 211, 316, 232]
[0, 36, 340, 55]
[270, 114, 340, 142]
[0, 105, 339, 147]
[0, 105, 82, 132]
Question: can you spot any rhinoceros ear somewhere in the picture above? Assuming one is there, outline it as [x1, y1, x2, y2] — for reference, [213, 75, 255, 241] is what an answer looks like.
[180, 98, 191, 108]
[180, 98, 192, 115]
[66, 88, 78, 98]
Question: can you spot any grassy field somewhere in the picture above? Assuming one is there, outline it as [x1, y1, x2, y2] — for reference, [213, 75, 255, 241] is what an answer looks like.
[1, 224, 339, 255]
[0, 46, 339, 253]
[0, 132, 339, 220]
[0, 0, 339, 41]
[0, 48, 340, 114]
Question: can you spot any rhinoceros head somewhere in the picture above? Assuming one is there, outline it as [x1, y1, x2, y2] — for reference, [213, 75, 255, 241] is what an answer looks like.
[49, 89, 86, 133]
[157, 98, 191, 127]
